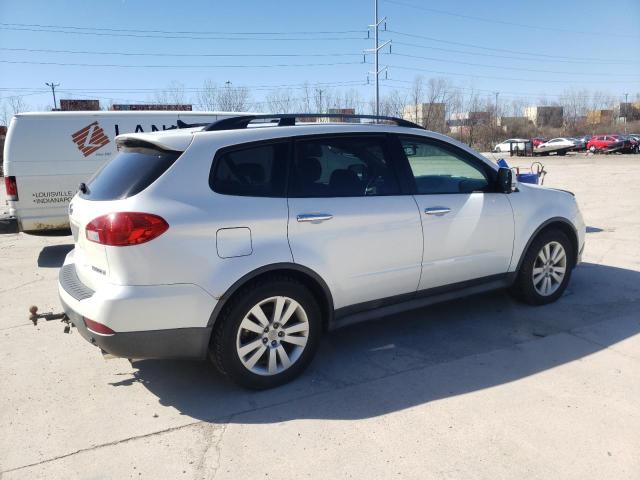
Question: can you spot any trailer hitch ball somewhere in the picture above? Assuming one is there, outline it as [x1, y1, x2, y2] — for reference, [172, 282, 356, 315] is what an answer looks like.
[29, 305, 40, 325]
[28, 305, 71, 332]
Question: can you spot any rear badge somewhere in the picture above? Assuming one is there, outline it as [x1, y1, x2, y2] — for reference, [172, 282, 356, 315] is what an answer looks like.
[91, 266, 106, 275]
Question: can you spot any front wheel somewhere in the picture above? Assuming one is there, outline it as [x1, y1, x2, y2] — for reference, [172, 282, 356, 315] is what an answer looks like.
[510, 229, 574, 305]
[210, 276, 321, 389]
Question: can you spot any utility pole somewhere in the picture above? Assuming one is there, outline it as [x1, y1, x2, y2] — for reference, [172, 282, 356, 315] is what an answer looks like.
[623, 92, 629, 133]
[494, 91, 499, 143]
[45, 82, 60, 110]
[316, 88, 324, 113]
[365, 0, 390, 117]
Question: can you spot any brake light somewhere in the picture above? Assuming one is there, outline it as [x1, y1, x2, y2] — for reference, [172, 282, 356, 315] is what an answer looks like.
[4, 176, 18, 201]
[85, 212, 169, 246]
[84, 317, 115, 336]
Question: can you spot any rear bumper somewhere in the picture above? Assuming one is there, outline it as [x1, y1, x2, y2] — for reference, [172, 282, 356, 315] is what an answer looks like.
[58, 259, 216, 360]
[0, 216, 19, 234]
[61, 298, 211, 359]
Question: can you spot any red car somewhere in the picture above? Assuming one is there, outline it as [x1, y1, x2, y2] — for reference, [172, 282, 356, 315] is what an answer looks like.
[531, 137, 547, 147]
[586, 135, 625, 153]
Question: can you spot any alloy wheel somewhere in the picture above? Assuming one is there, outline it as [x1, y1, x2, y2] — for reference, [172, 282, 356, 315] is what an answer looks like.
[532, 241, 567, 296]
[235, 296, 309, 376]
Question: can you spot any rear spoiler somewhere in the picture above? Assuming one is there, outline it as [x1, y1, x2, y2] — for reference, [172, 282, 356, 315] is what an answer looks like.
[115, 131, 194, 153]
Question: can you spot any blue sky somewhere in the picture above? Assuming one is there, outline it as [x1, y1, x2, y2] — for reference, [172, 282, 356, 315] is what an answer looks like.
[1, 0, 639, 111]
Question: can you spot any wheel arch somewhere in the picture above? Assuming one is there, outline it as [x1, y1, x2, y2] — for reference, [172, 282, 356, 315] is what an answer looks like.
[516, 217, 579, 272]
[207, 263, 335, 331]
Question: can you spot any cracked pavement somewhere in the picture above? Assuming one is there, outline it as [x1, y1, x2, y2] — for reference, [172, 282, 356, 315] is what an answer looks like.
[1, 154, 639, 479]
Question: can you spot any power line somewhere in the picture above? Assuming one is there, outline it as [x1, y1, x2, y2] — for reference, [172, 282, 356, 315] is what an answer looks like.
[389, 52, 640, 77]
[0, 26, 366, 41]
[387, 40, 638, 66]
[384, 63, 640, 84]
[0, 59, 364, 69]
[383, 0, 640, 39]
[0, 47, 362, 58]
[0, 22, 366, 36]
[385, 30, 636, 63]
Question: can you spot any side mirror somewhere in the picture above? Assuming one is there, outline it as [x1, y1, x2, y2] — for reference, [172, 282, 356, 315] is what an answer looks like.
[497, 167, 514, 193]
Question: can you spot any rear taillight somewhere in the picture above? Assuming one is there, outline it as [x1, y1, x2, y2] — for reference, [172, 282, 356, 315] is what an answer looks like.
[85, 212, 169, 246]
[84, 317, 115, 336]
[4, 176, 18, 201]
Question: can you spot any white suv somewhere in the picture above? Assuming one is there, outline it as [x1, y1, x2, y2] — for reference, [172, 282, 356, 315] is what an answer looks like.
[58, 114, 585, 389]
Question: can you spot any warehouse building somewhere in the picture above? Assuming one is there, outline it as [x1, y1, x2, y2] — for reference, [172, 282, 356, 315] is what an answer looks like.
[524, 106, 564, 128]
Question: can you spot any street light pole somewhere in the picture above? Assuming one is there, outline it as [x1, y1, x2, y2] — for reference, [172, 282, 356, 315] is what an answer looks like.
[45, 82, 60, 110]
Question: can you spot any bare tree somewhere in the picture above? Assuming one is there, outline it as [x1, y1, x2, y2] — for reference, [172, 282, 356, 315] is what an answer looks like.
[378, 89, 407, 117]
[298, 82, 313, 113]
[217, 82, 250, 111]
[408, 75, 425, 124]
[152, 81, 187, 105]
[265, 89, 297, 113]
[1, 95, 29, 125]
[196, 79, 218, 111]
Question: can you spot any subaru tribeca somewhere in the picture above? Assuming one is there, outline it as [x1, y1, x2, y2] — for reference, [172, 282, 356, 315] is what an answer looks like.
[58, 114, 585, 389]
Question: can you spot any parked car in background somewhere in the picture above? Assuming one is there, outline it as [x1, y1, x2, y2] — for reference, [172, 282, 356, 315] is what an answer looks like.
[531, 137, 547, 148]
[617, 134, 639, 153]
[57, 113, 585, 389]
[493, 138, 529, 153]
[570, 137, 587, 151]
[534, 138, 576, 156]
[586, 135, 625, 153]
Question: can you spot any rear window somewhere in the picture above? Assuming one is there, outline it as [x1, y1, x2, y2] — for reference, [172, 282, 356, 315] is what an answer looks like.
[80, 146, 180, 201]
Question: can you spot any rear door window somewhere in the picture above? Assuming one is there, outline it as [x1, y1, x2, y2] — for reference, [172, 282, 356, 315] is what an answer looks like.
[210, 142, 289, 197]
[81, 144, 180, 201]
[289, 136, 400, 197]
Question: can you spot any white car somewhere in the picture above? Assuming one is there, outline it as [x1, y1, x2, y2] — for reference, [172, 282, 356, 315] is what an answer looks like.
[535, 137, 576, 155]
[57, 114, 585, 389]
[493, 138, 529, 153]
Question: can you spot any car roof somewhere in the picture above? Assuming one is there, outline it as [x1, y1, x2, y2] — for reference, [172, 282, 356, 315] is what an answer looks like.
[116, 122, 498, 170]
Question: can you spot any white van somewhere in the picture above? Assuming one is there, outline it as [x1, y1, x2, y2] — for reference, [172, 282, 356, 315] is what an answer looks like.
[2, 111, 248, 233]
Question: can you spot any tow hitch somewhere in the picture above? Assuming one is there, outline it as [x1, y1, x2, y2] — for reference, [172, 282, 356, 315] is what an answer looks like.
[29, 306, 72, 333]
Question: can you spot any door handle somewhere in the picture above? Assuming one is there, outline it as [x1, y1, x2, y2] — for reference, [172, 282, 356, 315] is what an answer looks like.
[297, 213, 333, 223]
[424, 207, 451, 216]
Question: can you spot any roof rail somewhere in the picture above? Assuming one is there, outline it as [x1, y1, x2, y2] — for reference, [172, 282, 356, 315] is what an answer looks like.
[176, 119, 210, 129]
[202, 113, 424, 132]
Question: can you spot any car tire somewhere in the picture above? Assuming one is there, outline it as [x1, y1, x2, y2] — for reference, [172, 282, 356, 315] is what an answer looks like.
[510, 229, 574, 306]
[209, 275, 321, 389]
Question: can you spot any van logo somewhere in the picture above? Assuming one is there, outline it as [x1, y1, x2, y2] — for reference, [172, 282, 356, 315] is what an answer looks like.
[71, 121, 110, 157]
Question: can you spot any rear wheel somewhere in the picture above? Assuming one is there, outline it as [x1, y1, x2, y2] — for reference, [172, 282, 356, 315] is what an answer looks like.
[210, 276, 321, 389]
[510, 229, 574, 305]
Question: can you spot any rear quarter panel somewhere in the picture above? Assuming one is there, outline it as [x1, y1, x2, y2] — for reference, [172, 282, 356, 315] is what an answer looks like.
[101, 134, 293, 298]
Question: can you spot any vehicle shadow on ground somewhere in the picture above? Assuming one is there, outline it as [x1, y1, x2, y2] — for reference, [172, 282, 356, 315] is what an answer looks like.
[37, 244, 74, 268]
[111, 262, 640, 423]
